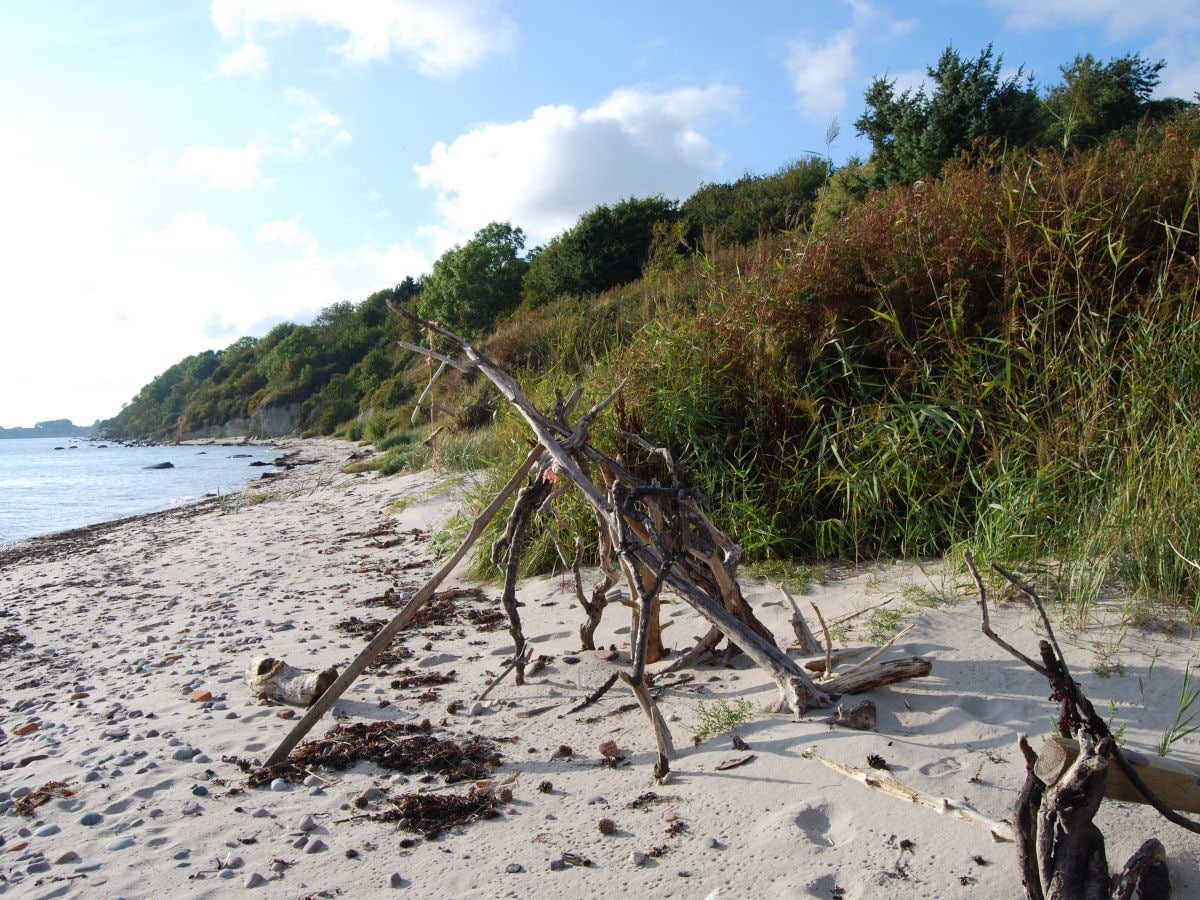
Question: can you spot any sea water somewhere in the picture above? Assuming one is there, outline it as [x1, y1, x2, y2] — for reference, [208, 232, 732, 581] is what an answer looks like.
[0, 437, 282, 545]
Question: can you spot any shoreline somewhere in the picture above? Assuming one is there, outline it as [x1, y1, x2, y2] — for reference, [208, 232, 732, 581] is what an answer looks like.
[0, 438, 291, 552]
[2, 437, 1198, 897]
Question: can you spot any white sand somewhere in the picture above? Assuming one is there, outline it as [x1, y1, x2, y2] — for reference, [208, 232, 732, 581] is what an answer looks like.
[2, 437, 1199, 898]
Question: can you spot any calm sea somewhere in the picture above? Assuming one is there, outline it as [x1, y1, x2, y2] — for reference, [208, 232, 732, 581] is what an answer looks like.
[0, 438, 282, 545]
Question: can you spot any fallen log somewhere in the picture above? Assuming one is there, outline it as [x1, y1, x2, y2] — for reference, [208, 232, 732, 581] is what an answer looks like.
[244, 657, 338, 707]
[822, 656, 932, 695]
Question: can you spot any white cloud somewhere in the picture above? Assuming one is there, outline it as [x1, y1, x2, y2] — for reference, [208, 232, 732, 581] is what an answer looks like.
[209, 0, 516, 76]
[256, 216, 319, 255]
[414, 84, 739, 247]
[178, 141, 266, 189]
[283, 88, 352, 155]
[786, 29, 858, 118]
[215, 40, 267, 77]
[987, 0, 1200, 33]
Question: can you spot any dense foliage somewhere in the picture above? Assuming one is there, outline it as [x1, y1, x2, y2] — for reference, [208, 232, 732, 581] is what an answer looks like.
[99, 45, 1200, 613]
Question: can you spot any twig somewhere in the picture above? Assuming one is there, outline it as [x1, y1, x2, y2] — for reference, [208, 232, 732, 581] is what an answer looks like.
[564, 672, 619, 715]
[830, 596, 894, 624]
[476, 647, 531, 702]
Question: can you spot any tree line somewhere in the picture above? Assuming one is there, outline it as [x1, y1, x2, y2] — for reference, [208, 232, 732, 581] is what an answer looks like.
[98, 46, 1189, 442]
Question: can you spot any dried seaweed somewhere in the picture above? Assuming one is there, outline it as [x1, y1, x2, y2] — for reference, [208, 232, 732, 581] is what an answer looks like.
[370, 788, 501, 838]
[390, 669, 457, 690]
[15, 781, 76, 816]
[226, 720, 502, 787]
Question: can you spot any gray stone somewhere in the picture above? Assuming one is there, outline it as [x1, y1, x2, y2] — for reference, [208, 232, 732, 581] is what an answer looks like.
[305, 838, 327, 854]
[244, 872, 268, 888]
[505, 862, 524, 873]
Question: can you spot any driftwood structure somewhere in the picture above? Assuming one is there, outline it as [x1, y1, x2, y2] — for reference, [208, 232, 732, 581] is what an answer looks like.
[967, 551, 1200, 899]
[264, 310, 932, 774]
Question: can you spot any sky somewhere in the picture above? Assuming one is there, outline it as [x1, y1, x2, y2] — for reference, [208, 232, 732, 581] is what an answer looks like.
[1, 1, 1197, 428]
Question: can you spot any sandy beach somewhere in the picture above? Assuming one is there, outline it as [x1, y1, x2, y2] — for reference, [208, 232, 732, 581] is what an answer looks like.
[2, 437, 1198, 898]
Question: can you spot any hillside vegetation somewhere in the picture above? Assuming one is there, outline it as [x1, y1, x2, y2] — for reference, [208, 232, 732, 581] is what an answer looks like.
[100, 48, 1200, 613]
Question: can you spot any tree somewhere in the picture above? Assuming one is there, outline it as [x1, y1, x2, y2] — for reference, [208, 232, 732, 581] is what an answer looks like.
[855, 45, 1042, 186]
[682, 159, 829, 245]
[418, 222, 528, 337]
[1043, 53, 1166, 147]
[521, 196, 680, 307]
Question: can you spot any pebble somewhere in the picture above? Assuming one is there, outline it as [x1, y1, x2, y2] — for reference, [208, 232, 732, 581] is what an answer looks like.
[34, 823, 61, 837]
[705, 836, 721, 849]
[28, 860, 51, 874]
[305, 838, 328, 854]
[181, 800, 203, 816]
[629, 851, 647, 866]
[297, 814, 317, 832]
[106, 837, 136, 851]
[586, 796, 607, 805]
[389, 873, 406, 888]
[269, 778, 291, 792]
[251, 808, 272, 818]
[505, 862, 524, 873]
[549, 858, 567, 871]
[192, 785, 210, 797]
[223, 854, 244, 869]
[187, 689, 213, 703]
[244, 872, 267, 888]
[302, 775, 323, 787]
[54, 850, 81, 865]
[172, 747, 199, 761]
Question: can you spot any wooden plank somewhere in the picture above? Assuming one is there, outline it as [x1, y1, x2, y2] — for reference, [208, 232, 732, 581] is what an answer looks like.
[1035, 735, 1200, 814]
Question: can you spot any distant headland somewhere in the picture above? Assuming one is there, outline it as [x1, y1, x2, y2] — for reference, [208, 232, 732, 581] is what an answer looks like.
[0, 419, 95, 439]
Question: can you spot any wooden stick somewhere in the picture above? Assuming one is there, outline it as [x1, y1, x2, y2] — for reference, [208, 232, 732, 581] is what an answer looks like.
[263, 445, 543, 767]
[802, 747, 1016, 842]
[809, 600, 834, 679]
[475, 646, 531, 703]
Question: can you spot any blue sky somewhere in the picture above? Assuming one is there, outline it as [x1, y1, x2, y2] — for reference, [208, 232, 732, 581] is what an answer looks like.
[1, 0, 1197, 428]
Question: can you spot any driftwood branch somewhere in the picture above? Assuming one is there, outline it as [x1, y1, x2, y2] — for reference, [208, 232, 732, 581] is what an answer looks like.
[966, 549, 1191, 899]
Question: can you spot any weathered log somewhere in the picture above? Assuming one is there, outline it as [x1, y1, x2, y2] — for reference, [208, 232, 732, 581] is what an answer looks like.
[1036, 735, 1200, 815]
[244, 657, 338, 707]
[821, 656, 932, 695]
